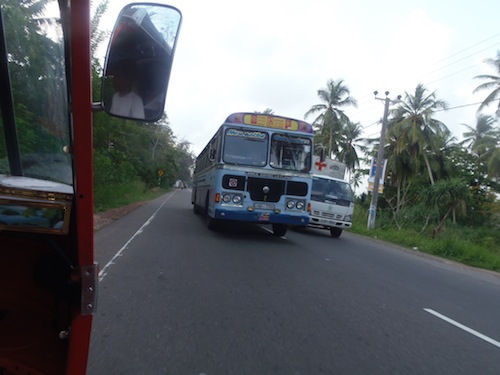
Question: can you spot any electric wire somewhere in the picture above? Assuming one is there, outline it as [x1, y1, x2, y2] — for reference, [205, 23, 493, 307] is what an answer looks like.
[353, 32, 500, 127]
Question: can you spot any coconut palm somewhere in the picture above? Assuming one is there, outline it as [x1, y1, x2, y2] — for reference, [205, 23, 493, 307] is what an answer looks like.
[305, 79, 357, 158]
[462, 114, 500, 181]
[337, 120, 363, 172]
[391, 83, 448, 185]
[254, 108, 274, 115]
[461, 114, 498, 157]
[430, 127, 458, 182]
[473, 50, 500, 116]
[385, 118, 417, 212]
[488, 147, 500, 180]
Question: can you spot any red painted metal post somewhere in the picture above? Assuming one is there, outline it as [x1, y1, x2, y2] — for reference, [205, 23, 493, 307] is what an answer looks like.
[66, 0, 95, 373]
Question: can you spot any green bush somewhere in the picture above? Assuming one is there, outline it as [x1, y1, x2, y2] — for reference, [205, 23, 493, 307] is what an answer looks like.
[94, 150, 137, 186]
[94, 179, 167, 212]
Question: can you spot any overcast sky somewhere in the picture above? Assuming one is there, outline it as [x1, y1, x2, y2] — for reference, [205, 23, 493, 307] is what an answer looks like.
[102, 0, 500, 158]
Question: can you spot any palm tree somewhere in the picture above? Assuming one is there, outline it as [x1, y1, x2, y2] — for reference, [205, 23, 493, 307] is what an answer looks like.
[254, 108, 274, 115]
[385, 118, 417, 212]
[305, 79, 357, 158]
[391, 83, 448, 185]
[337, 120, 363, 172]
[473, 50, 500, 116]
[488, 147, 500, 180]
[461, 114, 498, 157]
[462, 115, 500, 182]
[430, 127, 458, 182]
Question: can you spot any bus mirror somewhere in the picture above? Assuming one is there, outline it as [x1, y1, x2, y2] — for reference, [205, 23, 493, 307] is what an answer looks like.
[101, 4, 182, 122]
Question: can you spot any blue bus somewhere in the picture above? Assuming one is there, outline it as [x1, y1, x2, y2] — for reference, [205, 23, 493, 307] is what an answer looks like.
[191, 112, 314, 236]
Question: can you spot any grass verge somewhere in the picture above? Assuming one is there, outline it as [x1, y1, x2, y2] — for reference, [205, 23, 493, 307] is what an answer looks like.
[350, 206, 500, 273]
[94, 180, 170, 213]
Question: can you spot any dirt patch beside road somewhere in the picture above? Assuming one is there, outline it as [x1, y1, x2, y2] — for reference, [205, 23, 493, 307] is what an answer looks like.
[93, 201, 146, 231]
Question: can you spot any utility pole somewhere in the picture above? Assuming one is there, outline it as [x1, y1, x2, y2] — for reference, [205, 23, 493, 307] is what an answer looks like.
[367, 91, 400, 229]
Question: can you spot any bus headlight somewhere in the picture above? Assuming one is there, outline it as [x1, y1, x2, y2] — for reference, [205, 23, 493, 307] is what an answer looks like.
[296, 200, 305, 210]
[222, 194, 231, 203]
[232, 194, 242, 204]
[286, 200, 295, 209]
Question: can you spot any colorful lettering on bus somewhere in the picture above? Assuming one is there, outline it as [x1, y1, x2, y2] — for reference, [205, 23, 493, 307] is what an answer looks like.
[191, 112, 314, 237]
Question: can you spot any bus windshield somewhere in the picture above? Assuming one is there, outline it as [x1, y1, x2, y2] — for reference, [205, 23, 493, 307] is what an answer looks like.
[270, 133, 312, 172]
[223, 128, 268, 166]
[0, 0, 72, 187]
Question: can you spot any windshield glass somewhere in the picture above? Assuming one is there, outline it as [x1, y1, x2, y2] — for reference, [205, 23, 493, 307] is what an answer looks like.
[270, 133, 312, 172]
[223, 128, 268, 166]
[0, 0, 72, 186]
[312, 177, 354, 202]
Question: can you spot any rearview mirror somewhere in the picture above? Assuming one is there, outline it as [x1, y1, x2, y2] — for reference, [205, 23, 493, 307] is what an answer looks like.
[101, 4, 182, 122]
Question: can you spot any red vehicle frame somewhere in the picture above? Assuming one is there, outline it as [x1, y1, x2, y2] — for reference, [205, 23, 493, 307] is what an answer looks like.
[0, 1, 181, 373]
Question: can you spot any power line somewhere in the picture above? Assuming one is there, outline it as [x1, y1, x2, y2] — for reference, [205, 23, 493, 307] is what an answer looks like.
[353, 33, 500, 107]
[436, 97, 500, 112]
[346, 33, 500, 133]
[428, 32, 500, 67]
[426, 64, 478, 86]
[361, 120, 380, 130]
[362, 98, 500, 139]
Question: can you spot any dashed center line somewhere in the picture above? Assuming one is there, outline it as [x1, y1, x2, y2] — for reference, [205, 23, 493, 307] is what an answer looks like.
[424, 308, 500, 349]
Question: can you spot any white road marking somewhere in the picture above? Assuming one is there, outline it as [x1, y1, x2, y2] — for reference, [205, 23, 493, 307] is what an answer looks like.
[424, 308, 500, 348]
[98, 192, 175, 282]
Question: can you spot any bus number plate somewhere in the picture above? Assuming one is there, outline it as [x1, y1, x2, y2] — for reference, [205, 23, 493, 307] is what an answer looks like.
[255, 203, 275, 210]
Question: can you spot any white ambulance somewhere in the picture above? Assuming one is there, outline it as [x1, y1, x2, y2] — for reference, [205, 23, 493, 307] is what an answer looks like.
[307, 157, 354, 237]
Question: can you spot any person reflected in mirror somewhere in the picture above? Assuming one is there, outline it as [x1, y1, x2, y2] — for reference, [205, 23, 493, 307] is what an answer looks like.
[109, 61, 145, 119]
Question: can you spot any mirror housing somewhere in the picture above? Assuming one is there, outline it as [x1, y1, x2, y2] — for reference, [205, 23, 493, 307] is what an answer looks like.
[101, 4, 182, 122]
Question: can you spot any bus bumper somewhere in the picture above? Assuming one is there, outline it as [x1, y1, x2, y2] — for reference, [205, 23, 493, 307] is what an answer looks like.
[214, 208, 309, 226]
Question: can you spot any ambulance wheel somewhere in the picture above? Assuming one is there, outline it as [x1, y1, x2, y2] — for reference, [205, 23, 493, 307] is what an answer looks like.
[272, 224, 287, 236]
[330, 228, 342, 238]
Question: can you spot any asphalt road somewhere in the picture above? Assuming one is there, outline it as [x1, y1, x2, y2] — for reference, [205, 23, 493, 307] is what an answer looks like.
[88, 189, 500, 374]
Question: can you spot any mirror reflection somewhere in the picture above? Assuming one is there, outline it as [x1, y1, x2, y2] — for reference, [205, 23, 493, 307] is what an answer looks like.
[0, 202, 69, 234]
[102, 4, 182, 122]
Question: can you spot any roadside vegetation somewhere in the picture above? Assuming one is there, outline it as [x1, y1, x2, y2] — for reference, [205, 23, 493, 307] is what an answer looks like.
[93, 181, 169, 213]
[350, 201, 500, 273]
[91, 1, 194, 212]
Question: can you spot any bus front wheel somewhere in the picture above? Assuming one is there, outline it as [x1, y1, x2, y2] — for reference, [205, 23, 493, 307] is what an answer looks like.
[272, 224, 287, 237]
[193, 204, 202, 215]
[206, 215, 218, 231]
